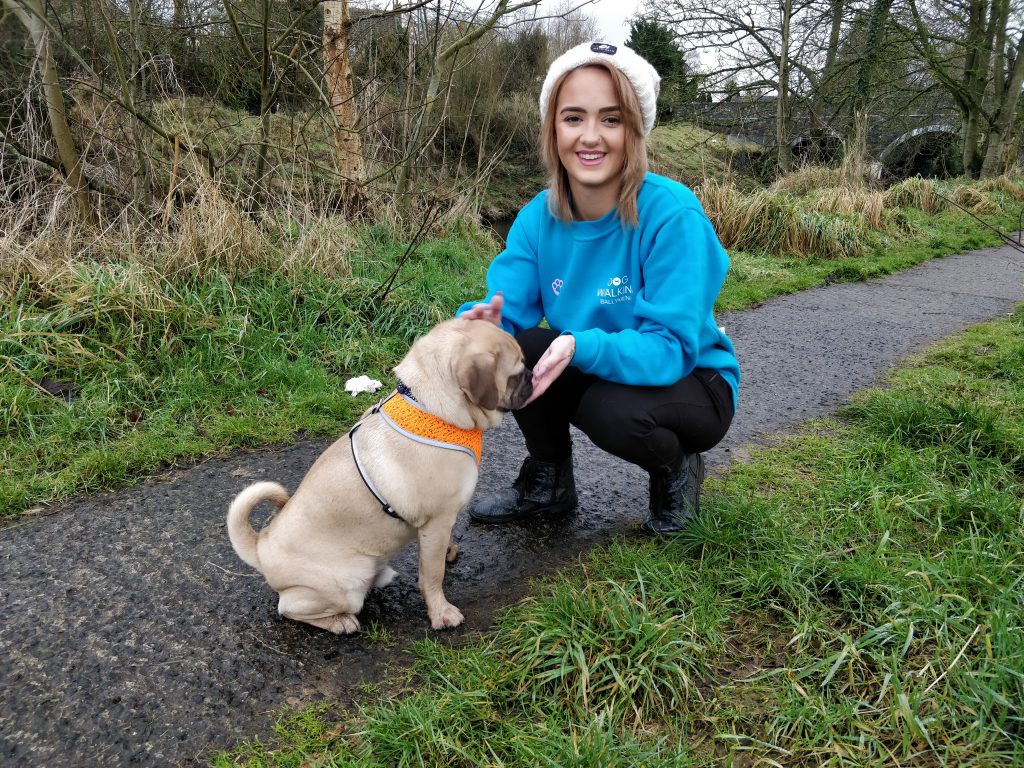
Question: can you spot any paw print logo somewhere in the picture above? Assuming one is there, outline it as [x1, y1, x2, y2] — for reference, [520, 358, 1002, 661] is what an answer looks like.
[551, 278, 564, 296]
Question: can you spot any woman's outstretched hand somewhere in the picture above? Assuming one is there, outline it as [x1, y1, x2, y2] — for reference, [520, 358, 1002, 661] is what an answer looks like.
[460, 292, 504, 327]
[523, 334, 575, 406]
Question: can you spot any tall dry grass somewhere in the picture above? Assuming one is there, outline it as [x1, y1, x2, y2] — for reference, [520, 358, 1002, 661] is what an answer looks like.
[171, 171, 272, 277]
[809, 187, 886, 229]
[948, 184, 1001, 215]
[1, 136, 495, 307]
[880, 175, 1024, 218]
[1, 185, 348, 296]
[699, 168, 1021, 260]
[770, 166, 844, 196]
[883, 176, 944, 214]
[975, 175, 1024, 202]
[696, 177, 877, 259]
[1, 76, 509, 305]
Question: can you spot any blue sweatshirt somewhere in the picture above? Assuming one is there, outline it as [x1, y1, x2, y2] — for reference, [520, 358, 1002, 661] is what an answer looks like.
[459, 173, 740, 409]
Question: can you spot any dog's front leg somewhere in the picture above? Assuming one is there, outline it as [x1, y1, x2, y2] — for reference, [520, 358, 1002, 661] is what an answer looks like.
[416, 516, 464, 630]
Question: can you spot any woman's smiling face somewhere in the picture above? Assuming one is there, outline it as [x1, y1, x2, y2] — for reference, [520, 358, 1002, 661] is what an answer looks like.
[554, 65, 625, 220]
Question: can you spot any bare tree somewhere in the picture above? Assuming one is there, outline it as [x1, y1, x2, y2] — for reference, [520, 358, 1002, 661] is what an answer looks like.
[218, 0, 325, 207]
[324, 0, 368, 213]
[393, 0, 546, 199]
[651, 0, 831, 172]
[4, 0, 96, 224]
[96, 0, 156, 203]
[542, 0, 600, 56]
[902, 0, 1024, 176]
[777, 0, 795, 170]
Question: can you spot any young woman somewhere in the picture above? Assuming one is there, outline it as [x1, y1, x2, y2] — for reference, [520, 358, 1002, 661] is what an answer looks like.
[458, 42, 739, 534]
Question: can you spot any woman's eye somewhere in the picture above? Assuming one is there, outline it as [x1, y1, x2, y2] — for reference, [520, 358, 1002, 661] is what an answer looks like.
[604, 115, 621, 125]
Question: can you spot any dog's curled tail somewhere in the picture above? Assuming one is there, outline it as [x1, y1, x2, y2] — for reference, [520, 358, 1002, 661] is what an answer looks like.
[226, 481, 290, 571]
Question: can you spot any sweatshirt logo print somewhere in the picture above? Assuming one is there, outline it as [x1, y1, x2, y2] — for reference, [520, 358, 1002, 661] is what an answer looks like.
[551, 278, 564, 296]
[597, 274, 633, 305]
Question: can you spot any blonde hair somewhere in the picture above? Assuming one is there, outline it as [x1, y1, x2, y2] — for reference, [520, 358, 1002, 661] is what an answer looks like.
[540, 62, 648, 227]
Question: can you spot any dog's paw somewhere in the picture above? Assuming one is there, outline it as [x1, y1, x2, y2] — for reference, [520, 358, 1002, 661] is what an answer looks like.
[373, 565, 397, 589]
[445, 543, 459, 563]
[429, 602, 464, 630]
[328, 613, 361, 634]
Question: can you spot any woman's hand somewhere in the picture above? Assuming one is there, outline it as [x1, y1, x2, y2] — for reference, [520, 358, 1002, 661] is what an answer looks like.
[460, 292, 504, 327]
[523, 334, 575, 406]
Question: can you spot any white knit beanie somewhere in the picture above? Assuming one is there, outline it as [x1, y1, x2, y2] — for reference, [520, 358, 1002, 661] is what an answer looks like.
[539, 42, 662, 135]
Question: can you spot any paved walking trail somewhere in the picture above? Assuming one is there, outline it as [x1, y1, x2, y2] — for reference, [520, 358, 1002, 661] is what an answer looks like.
[2, 238, 1023, 767]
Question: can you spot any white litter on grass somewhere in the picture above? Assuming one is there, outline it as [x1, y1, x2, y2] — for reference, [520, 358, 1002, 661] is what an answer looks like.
[344, 375, 383, 396]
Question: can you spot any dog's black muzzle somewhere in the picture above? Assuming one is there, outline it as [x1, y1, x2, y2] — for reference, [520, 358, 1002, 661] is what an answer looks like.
[505, 368, 533, 411]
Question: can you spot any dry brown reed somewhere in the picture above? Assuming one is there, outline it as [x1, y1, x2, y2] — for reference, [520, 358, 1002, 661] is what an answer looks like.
[883, 177, 944, 214]
[277, 216, 357, 277]
[170, 170, 269, 277]
[949, 185, 1001, 215]
[695, 178, 769, 249]
[810, 188, 886, 230]
[785, 212, 867, 259]
[1, 235, 191, 368]
[695, 177, 869, 259]
[975, 175, 1024, 203]
[771, 166, 843, 197]
[0, 168, 363, 304]
[0, 192, 111, 299]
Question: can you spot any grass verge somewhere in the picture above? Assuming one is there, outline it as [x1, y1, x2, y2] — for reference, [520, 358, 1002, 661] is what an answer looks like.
[213, 305, 1024, 766]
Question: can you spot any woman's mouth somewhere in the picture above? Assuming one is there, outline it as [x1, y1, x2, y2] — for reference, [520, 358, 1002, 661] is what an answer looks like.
[576, 151, 605, 167]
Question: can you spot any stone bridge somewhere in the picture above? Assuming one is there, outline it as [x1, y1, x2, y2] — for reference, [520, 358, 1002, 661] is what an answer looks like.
[678, 97, 963, 178]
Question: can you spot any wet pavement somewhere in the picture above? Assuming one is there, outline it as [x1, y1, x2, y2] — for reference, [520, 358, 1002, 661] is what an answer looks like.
[2, 239, 1023, 766]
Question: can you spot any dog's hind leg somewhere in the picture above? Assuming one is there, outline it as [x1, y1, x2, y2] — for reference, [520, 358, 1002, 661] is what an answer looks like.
[277, 586, 363, 635]
[373, 565, 397, 588]
[297, 612, 360, 634]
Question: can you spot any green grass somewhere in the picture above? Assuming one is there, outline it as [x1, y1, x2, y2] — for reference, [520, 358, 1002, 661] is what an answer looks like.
[213, 305, 1024, 767]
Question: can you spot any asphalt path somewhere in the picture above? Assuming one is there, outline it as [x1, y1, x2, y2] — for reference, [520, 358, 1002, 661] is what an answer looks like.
[2, 238, 1023, 766]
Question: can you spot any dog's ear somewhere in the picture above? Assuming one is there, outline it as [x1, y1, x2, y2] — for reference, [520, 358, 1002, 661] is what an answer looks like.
[457, 351, 500, 411]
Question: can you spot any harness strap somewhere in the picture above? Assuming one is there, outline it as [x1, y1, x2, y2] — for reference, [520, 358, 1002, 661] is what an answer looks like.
[348, 416, 403, 521]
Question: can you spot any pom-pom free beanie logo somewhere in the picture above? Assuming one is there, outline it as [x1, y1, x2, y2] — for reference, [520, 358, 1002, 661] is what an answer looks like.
[590, 42, 617, 55]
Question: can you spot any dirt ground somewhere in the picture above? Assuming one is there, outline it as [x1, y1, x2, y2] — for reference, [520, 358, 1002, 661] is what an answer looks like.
[2, 240, 1023, 767]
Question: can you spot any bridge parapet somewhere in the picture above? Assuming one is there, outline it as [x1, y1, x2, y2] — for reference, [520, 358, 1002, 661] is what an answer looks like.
[676, 99, 962, 168]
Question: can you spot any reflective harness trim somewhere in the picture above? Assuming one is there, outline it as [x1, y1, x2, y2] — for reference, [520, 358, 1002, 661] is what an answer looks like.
[348, 386, 483, 522]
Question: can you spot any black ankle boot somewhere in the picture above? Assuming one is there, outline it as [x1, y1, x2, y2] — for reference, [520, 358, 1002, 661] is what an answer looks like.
[468, 456, 578, 523]
[642, 453, 705, 534]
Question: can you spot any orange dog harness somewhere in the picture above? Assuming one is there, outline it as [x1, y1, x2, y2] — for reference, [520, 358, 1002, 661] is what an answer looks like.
[348, 384, 483, 522]
[378, 391, 483, 464]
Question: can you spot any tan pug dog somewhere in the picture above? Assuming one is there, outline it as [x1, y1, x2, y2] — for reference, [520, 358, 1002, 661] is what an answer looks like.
[227, 318, 532, 634]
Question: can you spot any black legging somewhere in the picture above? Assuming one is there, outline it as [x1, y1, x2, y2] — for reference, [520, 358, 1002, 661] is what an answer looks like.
[514, 328, 735, 475]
